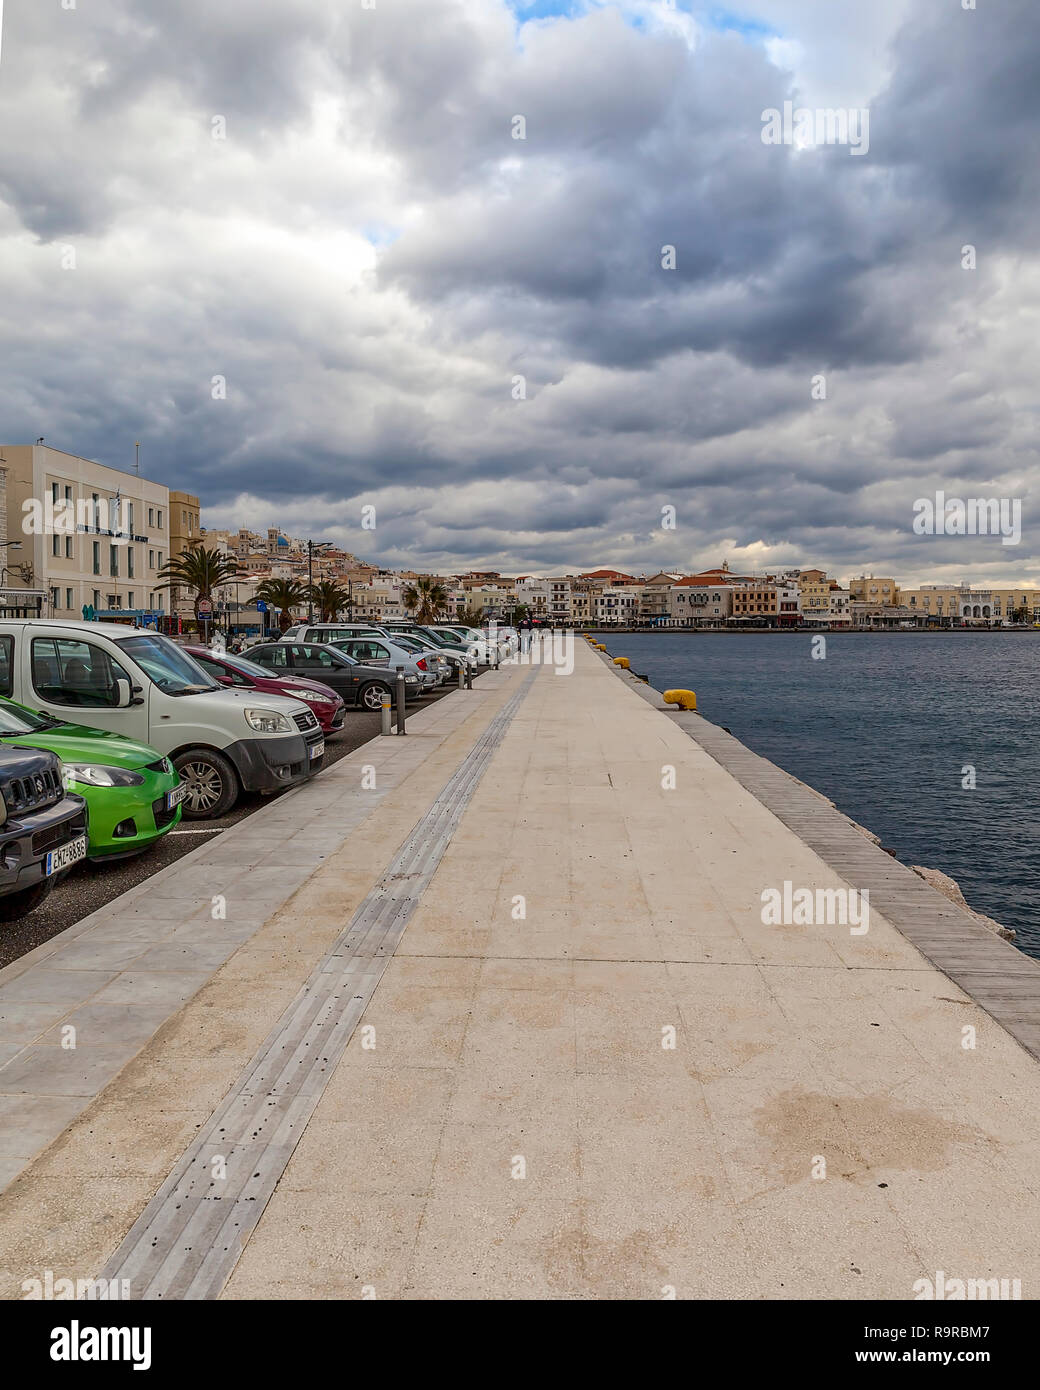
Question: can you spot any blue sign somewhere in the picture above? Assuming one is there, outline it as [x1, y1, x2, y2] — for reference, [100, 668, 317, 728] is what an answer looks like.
[256, 600, 268, 612]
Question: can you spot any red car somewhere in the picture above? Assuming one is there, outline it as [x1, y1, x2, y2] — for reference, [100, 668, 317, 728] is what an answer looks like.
[184, 646, 347, 735]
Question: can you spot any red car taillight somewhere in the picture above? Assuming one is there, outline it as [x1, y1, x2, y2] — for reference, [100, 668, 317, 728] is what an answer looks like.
[416, 658, 427, 671]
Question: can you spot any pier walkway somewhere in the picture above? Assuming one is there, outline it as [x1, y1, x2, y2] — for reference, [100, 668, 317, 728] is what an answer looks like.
[2, 637, 1039, 1299]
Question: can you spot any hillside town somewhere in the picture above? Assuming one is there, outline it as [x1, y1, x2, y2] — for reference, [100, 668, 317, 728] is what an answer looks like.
[2, 445, 1039, 635]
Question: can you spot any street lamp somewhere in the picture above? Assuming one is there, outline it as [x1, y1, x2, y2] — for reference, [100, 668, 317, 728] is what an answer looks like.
[307, 540, 333, 622]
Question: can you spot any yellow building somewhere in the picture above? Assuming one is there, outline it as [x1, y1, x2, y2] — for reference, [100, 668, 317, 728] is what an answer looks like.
[168, 490, 202, 625]
[796, 569, 832, 623]
[849, 575, 898, 605]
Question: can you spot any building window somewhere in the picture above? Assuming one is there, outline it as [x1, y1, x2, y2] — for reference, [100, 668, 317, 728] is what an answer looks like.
[51, 483, 59, 503]
[65, 536, 73, 558]
[92, 493, 100, 529]
[92, 590, 100, 610]
[92, 541, 101, 575]
[149, 550, 155, 568]
[128, 548, 135, 578]
[52, 534, 60, 557]
[110, 545, 119, 578]
[127, 591, 135, 609]
[157, 510, 163, 528]
[66, 588, 74, 610]
[49, 587, 59, 609]
[148, 507, 154, 527]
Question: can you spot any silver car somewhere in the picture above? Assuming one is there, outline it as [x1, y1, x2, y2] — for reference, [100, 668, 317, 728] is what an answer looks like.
[327, 636, 439, 691]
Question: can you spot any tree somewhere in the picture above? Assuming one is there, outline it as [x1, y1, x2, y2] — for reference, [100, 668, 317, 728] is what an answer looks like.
[1011, 605, 1030, 624]
[157, 545, 240, 627]
[255, 578, 309, 632]
[306, 580, 352, 623]
[402, 577, 449, 623]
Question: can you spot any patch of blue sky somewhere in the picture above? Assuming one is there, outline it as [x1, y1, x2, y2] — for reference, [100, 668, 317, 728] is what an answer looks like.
[701, 7, 776, 41]
[362, 224, 403, 248]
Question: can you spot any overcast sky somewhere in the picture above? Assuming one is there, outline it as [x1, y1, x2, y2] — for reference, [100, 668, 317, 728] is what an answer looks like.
[1, 0, 1037, 583]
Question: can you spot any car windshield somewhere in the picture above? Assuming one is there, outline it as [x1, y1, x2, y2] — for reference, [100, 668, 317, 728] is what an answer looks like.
[218, 654, 275, 680]
[117, 635, 220, 695]
[0, 700, 56, 734]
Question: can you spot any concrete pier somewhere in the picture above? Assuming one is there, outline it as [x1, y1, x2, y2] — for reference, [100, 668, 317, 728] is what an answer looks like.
[2, 637, 1039, 1299]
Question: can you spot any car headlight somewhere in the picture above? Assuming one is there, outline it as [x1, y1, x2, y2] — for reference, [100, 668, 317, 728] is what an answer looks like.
[62, 764, 146, 788]
[244, 708, 294, 734]
[283, 687, 332, 704]
[405, 675, 419, 683]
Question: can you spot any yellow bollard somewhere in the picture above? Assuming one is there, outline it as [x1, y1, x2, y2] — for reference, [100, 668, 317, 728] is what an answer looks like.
[613, 657, 630, 668]
[663, 689, 697, 711]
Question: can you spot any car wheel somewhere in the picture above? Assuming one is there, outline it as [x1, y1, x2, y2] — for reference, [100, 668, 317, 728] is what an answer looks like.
[0, 879, 54, 922]
[173, 748, 239, 819]
[359, 681, 392, 711]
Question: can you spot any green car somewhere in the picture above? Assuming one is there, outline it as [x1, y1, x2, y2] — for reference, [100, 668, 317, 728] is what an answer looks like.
[0, 698, 185, 860]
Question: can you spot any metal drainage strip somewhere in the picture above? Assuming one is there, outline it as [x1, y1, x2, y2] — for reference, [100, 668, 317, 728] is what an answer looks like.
[100, 672, 537, 1300]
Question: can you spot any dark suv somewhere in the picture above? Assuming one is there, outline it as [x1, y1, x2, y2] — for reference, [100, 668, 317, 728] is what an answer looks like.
[0, 744, 88, 921]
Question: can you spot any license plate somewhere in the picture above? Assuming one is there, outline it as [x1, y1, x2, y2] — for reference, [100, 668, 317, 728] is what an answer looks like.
[46, 835, 87, 876]
[309, 741, 325, 761]
[166, 784, 188, 810]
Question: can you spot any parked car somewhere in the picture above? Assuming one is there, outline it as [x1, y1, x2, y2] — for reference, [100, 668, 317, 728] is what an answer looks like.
[377, 624, 476, 672]
[0, 743, 88, 921]
[288, 625, 453, 685]
[183, 646, 347, 736]
[324, 637, 439, 691]
[426, 625, 509, 664]
[247, 643, 423, 710]
[0, 698, 183, 860]
[279, 623, 388, 645]
[0, 621, 324, 819]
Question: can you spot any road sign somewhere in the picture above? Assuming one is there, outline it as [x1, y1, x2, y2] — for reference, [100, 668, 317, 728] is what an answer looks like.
[197, 599, 213, 615]
[256, 600, 268, 613]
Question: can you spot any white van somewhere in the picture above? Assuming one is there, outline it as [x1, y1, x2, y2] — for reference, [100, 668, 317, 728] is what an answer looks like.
[0, 621, 325, 818]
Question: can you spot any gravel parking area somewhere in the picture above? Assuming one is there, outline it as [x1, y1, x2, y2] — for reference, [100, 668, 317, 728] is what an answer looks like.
[0, 682, 467, 970]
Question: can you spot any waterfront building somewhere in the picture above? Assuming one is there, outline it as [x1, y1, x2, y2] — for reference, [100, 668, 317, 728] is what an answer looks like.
[671, 582, 734, 626]
[1, 443, 171, 624]
[849, 575, 898, 605]
[794, 568, 832, 624]
[595, 586, 639, 624]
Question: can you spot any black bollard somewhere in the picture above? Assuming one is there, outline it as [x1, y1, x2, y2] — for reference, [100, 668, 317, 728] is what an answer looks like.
[395, 665, 406, 734]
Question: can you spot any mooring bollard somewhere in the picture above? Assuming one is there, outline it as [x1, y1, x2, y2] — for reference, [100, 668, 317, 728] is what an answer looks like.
[380, 696, 392, 735]
[395, 665, 407, 734]
[465, 662, 473, 690]
[457, 663, 465, 690]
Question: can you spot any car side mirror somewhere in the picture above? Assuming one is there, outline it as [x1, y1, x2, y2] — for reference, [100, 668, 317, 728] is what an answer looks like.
[217, 673, 233, 685]
[114, 678, 132, 708]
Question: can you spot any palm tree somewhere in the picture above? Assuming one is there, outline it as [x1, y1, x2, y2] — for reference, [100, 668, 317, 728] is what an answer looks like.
[402, 577, 449, 623]
[157, 546, 240, 628]
[254, 578, 309, 632]
[306, 580, 352, 623]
